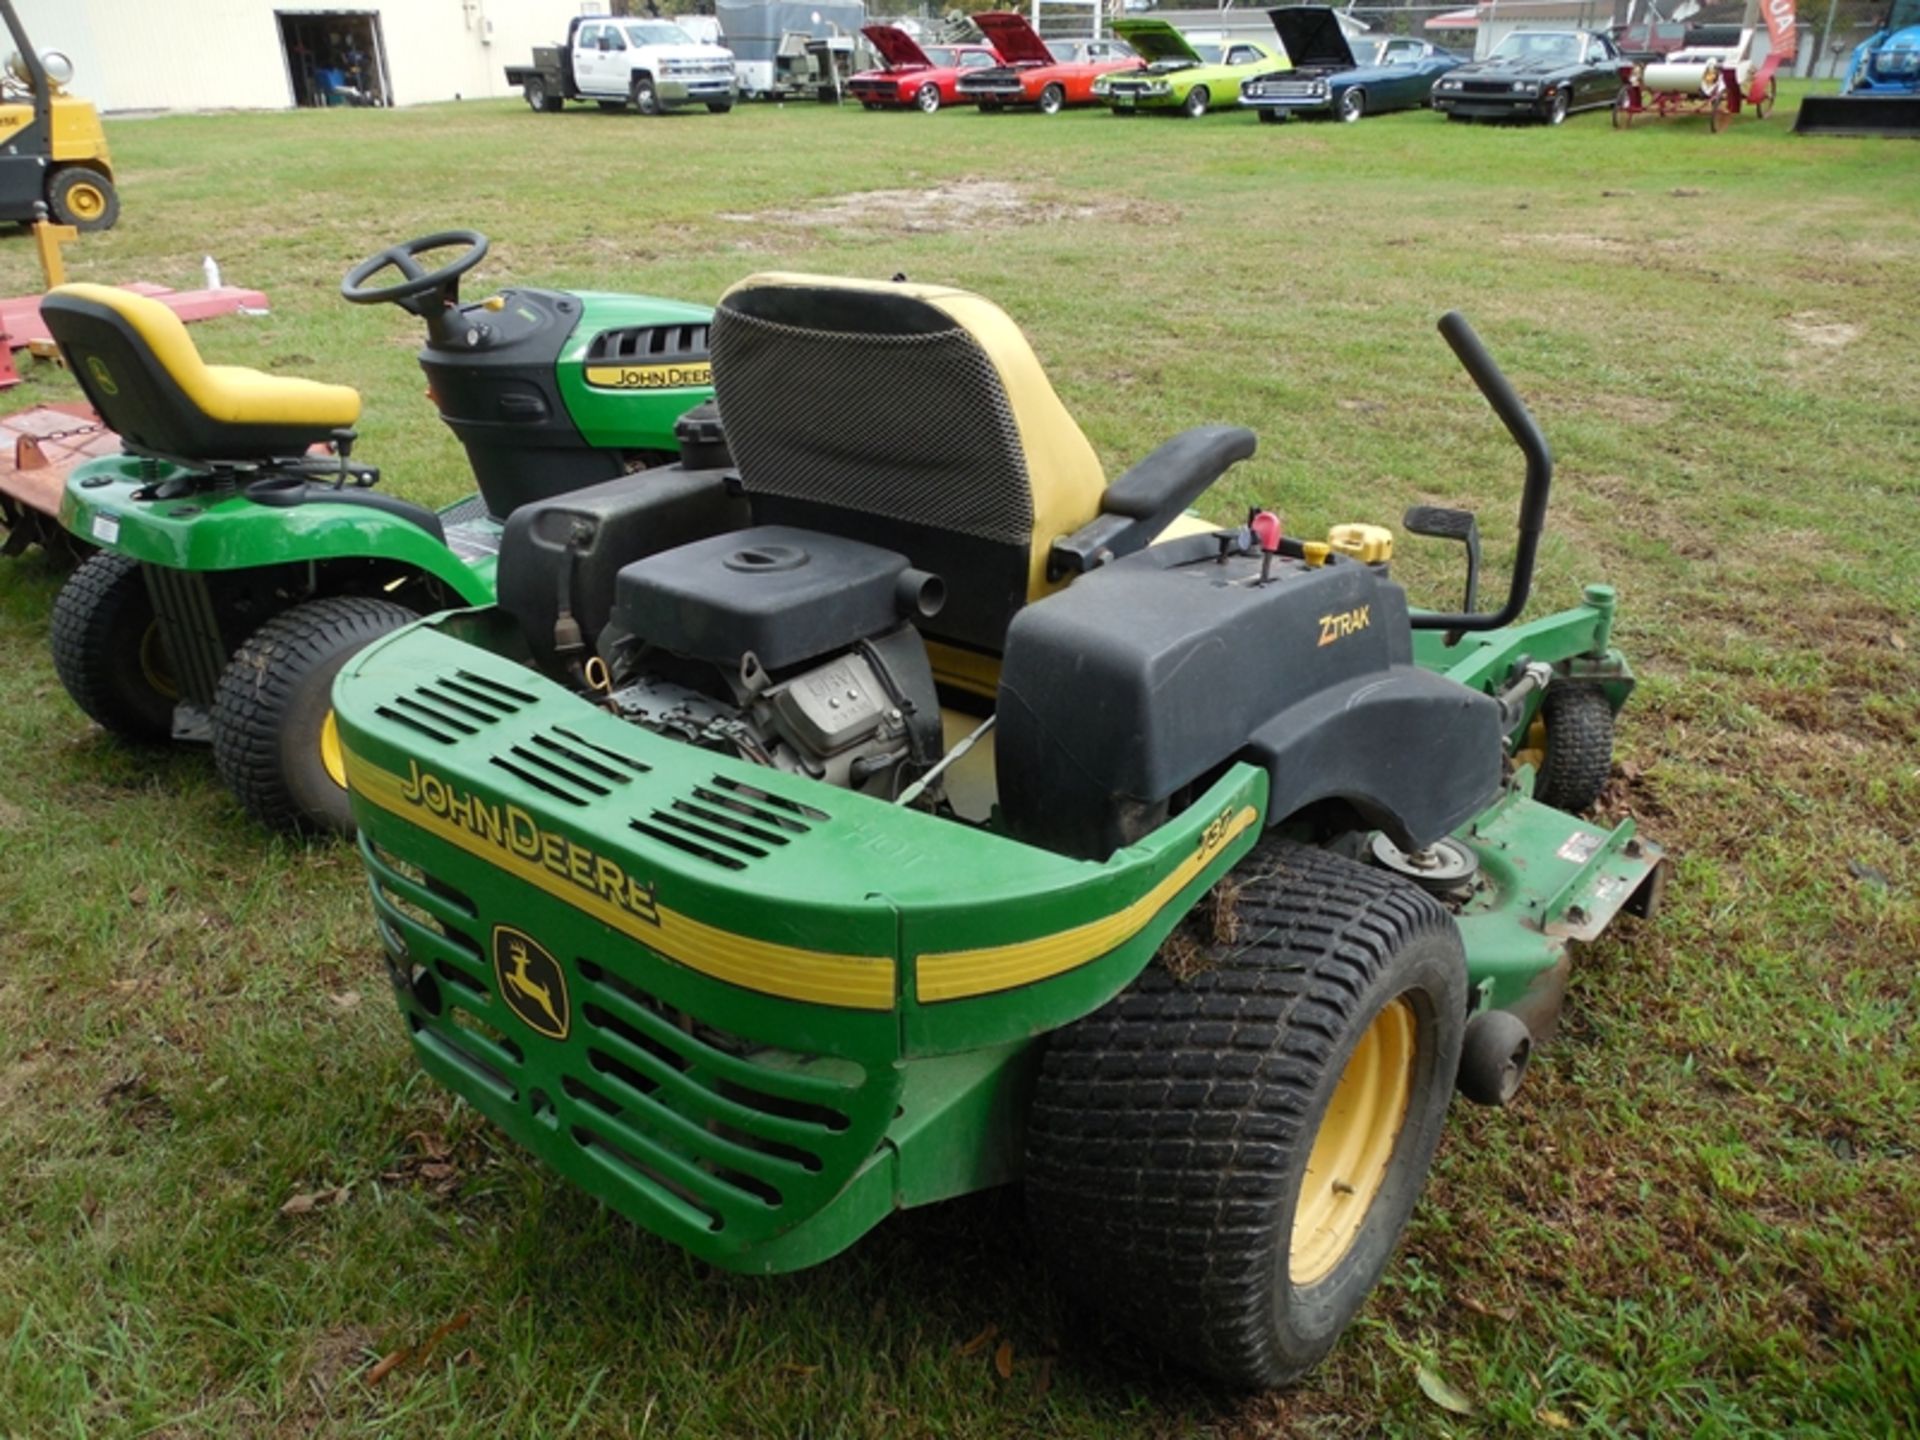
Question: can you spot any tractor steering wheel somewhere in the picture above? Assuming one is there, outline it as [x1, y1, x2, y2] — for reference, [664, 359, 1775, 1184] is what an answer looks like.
[340, 230, 490, 309]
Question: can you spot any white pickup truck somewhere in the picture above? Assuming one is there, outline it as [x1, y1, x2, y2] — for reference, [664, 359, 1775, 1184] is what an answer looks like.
[505, 16, 738, 115]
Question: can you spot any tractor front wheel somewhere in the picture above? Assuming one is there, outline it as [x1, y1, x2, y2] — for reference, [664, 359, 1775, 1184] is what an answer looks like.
[50, 551, 176, 741]
[47, 168, 120, 232]
[1529, 683, 1615, 814]
[1752, 76, 1777, 119]
[1026, 841, 1468, 1387]
[212, 595, 414, 836]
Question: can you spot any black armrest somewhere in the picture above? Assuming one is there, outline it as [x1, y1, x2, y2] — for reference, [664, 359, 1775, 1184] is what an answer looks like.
[1050, 425, 1255, 578]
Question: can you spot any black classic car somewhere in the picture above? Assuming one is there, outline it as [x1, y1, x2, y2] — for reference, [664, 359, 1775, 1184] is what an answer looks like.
[1242, 7, 1467, 123]
[1430, 28, 1628, 124]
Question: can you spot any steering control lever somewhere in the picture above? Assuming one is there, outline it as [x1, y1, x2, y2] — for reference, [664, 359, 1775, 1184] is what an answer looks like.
[1408, 312, 1553, 636]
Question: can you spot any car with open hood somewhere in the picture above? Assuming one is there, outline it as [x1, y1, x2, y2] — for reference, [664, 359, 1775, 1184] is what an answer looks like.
[849, 26, 1003, 111]
[1430, 28, 1628, 124]
[958, 12, 1143, 113]
[1094, 19, 1286, 116]
[1241, 8, 1464, 122]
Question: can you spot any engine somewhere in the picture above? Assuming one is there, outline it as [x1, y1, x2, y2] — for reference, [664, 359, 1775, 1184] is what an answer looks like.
[597, 525, 948, 799]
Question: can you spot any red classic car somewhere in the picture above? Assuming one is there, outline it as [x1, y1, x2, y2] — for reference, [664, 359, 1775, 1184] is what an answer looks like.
[849, 26, 1004, 112]
[957, 12, 1143, 113]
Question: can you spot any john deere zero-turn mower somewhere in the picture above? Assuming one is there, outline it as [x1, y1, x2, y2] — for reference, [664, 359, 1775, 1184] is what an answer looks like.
[45, 230, 713, 835]
[335, 275, 1665, 1385]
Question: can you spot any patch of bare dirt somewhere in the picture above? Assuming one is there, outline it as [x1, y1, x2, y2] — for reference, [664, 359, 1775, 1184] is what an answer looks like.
[719, 178, 1164, 235]
[1783, 311, 1862, 360]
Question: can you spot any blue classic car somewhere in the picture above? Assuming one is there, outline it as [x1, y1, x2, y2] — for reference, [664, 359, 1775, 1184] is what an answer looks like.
[1241, 6, 1465, 122]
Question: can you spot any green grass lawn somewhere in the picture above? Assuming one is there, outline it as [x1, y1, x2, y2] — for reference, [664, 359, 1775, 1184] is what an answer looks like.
[1, 83, 1916, 1438]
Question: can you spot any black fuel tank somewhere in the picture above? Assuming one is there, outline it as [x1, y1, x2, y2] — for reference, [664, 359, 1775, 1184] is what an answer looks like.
[996, 541, 1502, 861]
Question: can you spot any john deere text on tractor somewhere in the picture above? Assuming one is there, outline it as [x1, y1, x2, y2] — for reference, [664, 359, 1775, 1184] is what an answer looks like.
[336, 275, 1664, 1387]
[47, 232, 713, 835]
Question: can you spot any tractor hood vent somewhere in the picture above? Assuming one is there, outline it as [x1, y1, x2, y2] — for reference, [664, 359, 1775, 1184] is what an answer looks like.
[586, 323, 712, 363]
[486, 725, 649, 806]
[377, 671, 534, 744]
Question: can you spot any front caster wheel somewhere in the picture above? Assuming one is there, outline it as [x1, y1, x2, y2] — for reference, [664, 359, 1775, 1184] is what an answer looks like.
[212, 596, 415, 836]
[1457, 1009, 1533, 1106]
[50, 551, 177, 741]
[1525, 683, 1615, 814]
[1027, 841, 1468, 1387]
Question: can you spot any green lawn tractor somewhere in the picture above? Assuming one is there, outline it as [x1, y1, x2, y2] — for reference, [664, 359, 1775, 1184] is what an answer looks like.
[46, 230, 713, 835]
[335, 274, 1666, 1386]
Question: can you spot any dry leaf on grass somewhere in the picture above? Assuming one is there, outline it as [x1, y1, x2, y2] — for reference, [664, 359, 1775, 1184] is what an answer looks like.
[365, 1348, 408, 1385]
[993, 1339, 1015, 1380]
[280, 1185, 351, 1217]
[956, 1323, 998, 1356]
[1458, 1294, 1519, 1322]
[1416, 1365, 1475, 1416]
[1537, 1406, 1574, 1430]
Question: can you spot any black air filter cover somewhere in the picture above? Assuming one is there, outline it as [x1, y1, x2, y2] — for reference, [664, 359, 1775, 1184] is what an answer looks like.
[613, 525, 921, 671]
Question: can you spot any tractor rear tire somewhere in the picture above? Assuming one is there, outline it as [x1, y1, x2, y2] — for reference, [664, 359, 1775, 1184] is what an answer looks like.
[212, 595, 414, 836]
[1532, 683, 1614, 815]
[47, 168, 120, 233]
[1026, 841, 1468, 1388]
[51, 552, 177, 742]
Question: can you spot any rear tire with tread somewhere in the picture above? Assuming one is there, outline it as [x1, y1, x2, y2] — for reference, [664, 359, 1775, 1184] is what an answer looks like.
[51, 551, 175, 741]
[212, 595, 414, 836]
[1027, 841, 1468, 1387]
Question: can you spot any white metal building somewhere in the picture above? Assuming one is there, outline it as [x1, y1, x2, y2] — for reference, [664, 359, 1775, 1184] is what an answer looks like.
[13, 0, 597, 112]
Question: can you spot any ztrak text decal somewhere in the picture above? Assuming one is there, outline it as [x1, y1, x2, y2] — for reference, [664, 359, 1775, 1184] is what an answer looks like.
[1317, 604, 1371, 648]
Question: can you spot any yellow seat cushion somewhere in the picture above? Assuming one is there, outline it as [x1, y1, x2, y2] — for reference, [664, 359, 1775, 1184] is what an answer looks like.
[52, 283, 360, 430]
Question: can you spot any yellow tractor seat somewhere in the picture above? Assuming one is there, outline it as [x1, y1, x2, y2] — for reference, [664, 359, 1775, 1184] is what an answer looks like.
[43, 283, 361, 461]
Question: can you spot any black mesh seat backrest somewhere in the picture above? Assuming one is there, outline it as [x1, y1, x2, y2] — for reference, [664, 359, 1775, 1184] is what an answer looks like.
[710, 278, 1107, 655]
[42, 284, 360, 461]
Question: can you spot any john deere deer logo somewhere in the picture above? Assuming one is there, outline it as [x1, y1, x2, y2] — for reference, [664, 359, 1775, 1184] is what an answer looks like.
[492, 925, 569, 1040]
[86, 355, 119, 397]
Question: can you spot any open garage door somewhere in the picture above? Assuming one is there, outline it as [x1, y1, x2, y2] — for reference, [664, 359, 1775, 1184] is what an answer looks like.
[278, 10, 392, 107]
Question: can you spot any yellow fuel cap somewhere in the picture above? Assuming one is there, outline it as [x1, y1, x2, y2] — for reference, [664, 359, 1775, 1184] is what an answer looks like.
[482, 295, 506, 312]
[1327, 523, 1393, 564]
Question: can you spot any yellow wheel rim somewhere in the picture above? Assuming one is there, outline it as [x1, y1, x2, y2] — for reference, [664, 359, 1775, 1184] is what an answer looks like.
[66, 181, 106, 220]
[1513, 715, 1547, 774]
[1290, 996, 1416, 1286]
[138, 622, 178, 701]
[320, 710, 347, 790]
